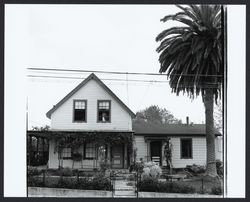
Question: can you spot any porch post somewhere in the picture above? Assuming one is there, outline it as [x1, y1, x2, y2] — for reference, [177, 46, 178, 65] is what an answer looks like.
[29, 135, 32, 166]
[107, 143, 111, 167]
[146, 140, 150, 162]
[124, 144, 127, 169]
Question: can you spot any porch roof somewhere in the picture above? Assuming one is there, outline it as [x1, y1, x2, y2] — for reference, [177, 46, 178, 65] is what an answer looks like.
[27, 130, 134, 138]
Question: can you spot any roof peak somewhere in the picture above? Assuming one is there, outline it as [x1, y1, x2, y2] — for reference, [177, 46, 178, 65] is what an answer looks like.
[46, 73, 135, 119]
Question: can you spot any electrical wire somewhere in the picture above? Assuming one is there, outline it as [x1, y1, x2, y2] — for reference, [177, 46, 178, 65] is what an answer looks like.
[27, 67, 223, 77]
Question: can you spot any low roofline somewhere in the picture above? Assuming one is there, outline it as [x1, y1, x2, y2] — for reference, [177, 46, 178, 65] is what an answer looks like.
[46, 73, 136, 119]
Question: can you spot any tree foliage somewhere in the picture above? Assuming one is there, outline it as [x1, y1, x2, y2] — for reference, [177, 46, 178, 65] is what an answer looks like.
[134, 105, 182, 124]
[156, 5, 223, 101]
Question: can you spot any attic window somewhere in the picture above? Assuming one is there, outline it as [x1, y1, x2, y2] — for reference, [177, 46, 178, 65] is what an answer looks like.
[97, 100, 111, 122]
[73, 100, 87, 122]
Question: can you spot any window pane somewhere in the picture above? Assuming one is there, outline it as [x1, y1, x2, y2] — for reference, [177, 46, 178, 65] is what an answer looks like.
[85, 143, 96, 158]
[74, 101, 86, 121]
[181, 139, 192, 158]
[74, 109, 86, 121]
[98, 101, 110, 122]
[62, 147, 71, 159]
[74, 101, 86, 109]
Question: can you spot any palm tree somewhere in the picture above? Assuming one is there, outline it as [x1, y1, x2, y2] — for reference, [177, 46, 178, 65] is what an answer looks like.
[156, 5, 223, 177]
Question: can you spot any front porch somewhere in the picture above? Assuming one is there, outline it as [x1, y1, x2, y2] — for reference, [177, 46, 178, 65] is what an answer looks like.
[27, 130, 134, 170]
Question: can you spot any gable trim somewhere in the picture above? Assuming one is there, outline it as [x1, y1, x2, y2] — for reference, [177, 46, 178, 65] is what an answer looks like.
[46, 73, 135, 119]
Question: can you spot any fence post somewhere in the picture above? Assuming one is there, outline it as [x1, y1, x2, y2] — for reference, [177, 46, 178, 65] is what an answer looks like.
[136, 172, 139, 198]
[42, 169, 46, 186]
[76, 169, 79, 184]
[201, 177, 204, 193]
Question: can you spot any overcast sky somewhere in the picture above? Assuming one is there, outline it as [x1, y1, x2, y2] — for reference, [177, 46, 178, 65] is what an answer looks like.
[17, 5, 218, 128]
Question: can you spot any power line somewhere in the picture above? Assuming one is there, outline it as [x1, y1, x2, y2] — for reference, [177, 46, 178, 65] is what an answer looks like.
[27, 75, 169, 83]
[27, 75, 221, 88]
[27, 75, 222, 85]
[27, 67, 223, 77]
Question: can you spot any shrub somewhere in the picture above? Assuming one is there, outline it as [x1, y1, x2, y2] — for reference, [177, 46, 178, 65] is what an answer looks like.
[138, 179, 195, 194]
[56, 177, 76, 189]
[216, 160, 223, 177]
[59, 168, 73, 176]
[28, 176, 44, 187]
[141, 161, 162, 181]
[76, 177, 92, 189]
[129, 161, 144, 173]
[28, 167, 42, 176]
[211, 185, 222, 195]
[185, 164, 205, 175]
[138, 179, 159, 192]
[91, 173, 112, 190]
[100, 161, 111, 172]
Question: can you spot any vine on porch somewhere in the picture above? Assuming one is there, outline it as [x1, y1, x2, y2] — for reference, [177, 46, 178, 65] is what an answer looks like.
[163, 137, 173, 174]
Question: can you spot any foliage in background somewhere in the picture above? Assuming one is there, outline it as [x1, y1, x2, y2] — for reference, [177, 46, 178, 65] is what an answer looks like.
[134, 105, 182, 124]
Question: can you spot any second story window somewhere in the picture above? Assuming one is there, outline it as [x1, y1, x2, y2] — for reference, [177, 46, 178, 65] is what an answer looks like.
[97, 100, 111, 122]
[73, 100, 87, 122]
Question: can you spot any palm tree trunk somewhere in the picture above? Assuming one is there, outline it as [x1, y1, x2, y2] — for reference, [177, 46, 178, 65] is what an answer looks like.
[204, 88, 217, 177]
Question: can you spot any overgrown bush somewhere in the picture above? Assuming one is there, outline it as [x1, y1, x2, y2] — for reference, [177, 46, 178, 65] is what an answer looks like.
[138, 179, 195, 193]
[59, 168, 73, 176]
[28, 167, 42, 176]
[185, 164, 205, 175]
[55, 177, 76, 189]
[91, 173, 112, 190]
[129, 161, 144, 173]
[28, 176, 44, 187]
[141, 161, 162, 181]
[216, 160, 223, 177]
[76, 173, 111, 190]
[211, 185, 222, 195]
[100, 161, 111, 172]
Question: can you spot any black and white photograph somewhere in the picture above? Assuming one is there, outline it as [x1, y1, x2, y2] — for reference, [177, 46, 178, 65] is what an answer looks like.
[4, 3, 246, 199]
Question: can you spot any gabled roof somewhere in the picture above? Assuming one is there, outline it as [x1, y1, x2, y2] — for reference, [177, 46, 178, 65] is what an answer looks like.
[46, 73, 136, 119]
[132, 121, 221, 136]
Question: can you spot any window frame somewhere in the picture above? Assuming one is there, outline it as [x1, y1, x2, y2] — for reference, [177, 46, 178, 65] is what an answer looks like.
[73, 99, 87, 123]
[180, 138, 193, 159]
[97, 100, 111, 123]
[83, 142, 96, 160]
[60, 147, 72, 160]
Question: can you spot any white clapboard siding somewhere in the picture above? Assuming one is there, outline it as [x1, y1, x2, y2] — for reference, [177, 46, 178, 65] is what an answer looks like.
[134, 136, 148, 161]
[51, 79, 132, 131]
[48, 139, 98, 169]
[215, 136, 223, 161]
[134, 136, 208, 168]
[48, 139, 59, 169]
[170, 137, 206, 168]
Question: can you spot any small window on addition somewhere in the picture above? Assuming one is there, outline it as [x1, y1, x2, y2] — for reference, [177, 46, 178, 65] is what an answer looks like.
[181, 138, 192, 159]
[74, 100, 86, 122]
[98, 101, 110, 122]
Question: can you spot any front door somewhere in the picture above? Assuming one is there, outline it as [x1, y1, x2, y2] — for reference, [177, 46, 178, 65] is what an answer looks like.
[150, 141, 162, 166]
[111, 144, 124, 169]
